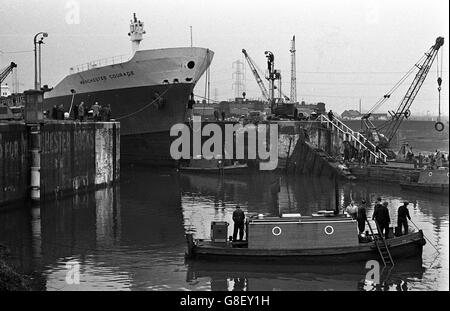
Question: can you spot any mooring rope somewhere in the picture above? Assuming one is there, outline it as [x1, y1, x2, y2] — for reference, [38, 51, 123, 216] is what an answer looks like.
[115, 84, 174, 121]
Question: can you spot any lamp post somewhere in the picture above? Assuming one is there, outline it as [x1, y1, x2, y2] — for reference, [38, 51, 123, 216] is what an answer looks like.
[33, 32, 48, 90]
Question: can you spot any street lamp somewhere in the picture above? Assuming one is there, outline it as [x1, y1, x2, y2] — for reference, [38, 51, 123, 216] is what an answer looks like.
[34, 32, 48, 90]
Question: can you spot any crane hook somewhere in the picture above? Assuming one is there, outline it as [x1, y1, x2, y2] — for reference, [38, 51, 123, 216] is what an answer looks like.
[435, 76, 444, 132]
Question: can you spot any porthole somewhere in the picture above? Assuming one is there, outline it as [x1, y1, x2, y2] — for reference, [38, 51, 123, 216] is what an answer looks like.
[272, 226, 282, 236]
[324, 225, 334, 235]
[187, 61, 195, 69]
[435, 122, 444, 132]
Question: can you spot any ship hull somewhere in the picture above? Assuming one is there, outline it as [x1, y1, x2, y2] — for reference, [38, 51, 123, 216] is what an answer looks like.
[44, 47, 213, 165]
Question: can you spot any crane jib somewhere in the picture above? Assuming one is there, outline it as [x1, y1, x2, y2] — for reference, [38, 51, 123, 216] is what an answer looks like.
[364, 37, 444, 145]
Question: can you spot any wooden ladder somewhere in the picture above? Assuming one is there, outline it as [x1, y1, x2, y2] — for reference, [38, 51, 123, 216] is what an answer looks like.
[366, 220, 395, 266]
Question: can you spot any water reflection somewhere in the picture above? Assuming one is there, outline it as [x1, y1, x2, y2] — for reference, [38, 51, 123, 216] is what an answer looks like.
[0, 167, 447, 290]
[186, 258, 425, 291]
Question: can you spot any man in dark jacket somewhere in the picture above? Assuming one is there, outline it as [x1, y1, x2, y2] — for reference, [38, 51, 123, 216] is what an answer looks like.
[232, 205, 245, 241]
[73, 103, 79, 121]
[373, 201, 391, 239]
[357, 200, 368, 234]
[51, 105, 58, 119]
[397, 201, 411, 235]
[374, 197, 383, 212]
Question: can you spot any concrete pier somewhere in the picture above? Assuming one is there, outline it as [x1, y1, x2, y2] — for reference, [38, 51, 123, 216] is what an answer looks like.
[0, 121, 120, 208]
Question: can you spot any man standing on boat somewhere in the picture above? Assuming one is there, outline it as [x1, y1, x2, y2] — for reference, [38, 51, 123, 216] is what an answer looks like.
[356, 200, 367, 234]
[232, 205, 245, 241]
[373, 201, 391, 239]
[374, 197, 383, 212]
[397, 201, 411, 235]
[344, 201, 358, 219]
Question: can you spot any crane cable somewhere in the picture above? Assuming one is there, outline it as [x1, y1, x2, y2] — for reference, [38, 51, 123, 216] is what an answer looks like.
[366, 53, 427, 115]
[435, 47, 444, 132]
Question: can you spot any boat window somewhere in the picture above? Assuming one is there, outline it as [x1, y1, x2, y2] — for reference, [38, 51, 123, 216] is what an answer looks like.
[187, 61, 195, 69]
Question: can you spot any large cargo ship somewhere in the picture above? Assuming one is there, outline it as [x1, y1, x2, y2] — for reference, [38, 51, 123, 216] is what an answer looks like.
[44, 14, 214, 165]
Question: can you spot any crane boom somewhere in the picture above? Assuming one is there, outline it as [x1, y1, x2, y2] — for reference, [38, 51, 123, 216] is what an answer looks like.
[242, 49, 270, 100]
[0, 62, 17, 85]
[383, 37, 444, 142]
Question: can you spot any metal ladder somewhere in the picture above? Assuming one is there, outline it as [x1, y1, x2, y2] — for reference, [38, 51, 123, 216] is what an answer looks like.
[366, 220, 395, 266]
[318, 114, 388, 164]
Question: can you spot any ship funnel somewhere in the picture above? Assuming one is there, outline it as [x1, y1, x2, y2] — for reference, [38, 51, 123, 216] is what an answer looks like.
[128, 13, 146, 55]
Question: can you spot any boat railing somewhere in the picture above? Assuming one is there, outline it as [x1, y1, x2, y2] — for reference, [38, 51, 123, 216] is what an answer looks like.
[69, 54, 130, 74]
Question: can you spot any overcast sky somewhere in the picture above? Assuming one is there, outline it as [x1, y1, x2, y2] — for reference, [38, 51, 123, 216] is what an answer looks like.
[1, 0, 448, 115]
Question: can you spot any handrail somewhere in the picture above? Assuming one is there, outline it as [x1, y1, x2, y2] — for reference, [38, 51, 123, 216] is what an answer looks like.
[69, 54, 130, 74]
[319, 114, 387, 163]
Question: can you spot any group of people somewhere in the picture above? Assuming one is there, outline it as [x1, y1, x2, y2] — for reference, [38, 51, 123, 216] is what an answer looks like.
[231, 197, 413, 243]
[73, 101, 112, 122]
[50, 104, 67, 120]
[50, 101, 112, 122]
[414, 150, 449, 169]
[345, 197, 412, 239]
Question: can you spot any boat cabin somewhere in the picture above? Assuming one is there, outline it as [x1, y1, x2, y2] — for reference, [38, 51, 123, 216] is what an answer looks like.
[247, 213, 359, 250]
[210, 211, 360, 249]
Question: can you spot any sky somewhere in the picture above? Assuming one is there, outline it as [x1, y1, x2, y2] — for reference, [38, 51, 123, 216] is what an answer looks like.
[0, 0, 448, 115]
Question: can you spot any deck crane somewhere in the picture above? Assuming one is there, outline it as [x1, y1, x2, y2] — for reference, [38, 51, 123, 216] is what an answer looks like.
[0, 62, 17, 86]
[242, 49, 295, 118]
[242, 49, 270, 101]
[362, 37, 444, 150]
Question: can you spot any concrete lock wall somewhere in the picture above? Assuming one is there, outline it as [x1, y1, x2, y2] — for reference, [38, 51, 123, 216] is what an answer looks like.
[0, 122, 120, 207]
[0, 123, 29, 206]
[40, 122, 120, 200]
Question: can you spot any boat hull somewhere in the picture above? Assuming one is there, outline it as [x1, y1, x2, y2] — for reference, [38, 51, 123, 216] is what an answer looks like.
[400, 182, 449, 194]
[187, 231, 425, 263]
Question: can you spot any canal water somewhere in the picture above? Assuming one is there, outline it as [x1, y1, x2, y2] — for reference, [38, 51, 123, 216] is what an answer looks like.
[0, 167, 448, 291]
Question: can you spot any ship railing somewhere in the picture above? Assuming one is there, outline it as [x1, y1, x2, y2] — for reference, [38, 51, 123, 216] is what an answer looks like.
[69, 54, 130, 74]
[319, 114, 388, 164]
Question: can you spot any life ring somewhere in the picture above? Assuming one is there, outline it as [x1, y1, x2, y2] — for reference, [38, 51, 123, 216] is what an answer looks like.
[435, 122, 445, 132]
[428, 172, 433, 177]
[272, 226, 282, 236]
[324, 225, 334, 235]
[404, 110, 411, 118]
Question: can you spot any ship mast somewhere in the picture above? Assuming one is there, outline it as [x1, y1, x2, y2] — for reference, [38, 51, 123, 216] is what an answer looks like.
[128, 13, 146, 55]
[290, 35, 297, 103]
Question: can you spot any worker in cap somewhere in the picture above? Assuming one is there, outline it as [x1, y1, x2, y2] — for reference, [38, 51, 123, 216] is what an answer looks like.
[397, 201, 411, 235]
[373, 201, 390, 239]
[373, 197, 383, 213]
[232, 205, 246, 242]
[356, 200, 368, 234]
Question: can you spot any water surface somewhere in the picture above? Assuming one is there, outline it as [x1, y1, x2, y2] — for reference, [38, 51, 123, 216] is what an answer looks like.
[0, 167, 448, 291]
